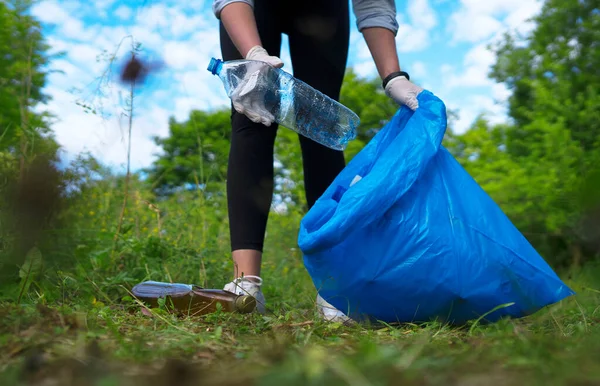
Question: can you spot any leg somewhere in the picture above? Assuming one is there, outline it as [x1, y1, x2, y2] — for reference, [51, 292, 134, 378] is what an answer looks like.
[219, 1, 282, 278]
[287, 0, 350, 208]
[286, 0, 355, 323]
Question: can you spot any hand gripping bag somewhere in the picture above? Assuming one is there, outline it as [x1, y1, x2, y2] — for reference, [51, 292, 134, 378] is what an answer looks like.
[298, 90, 574, 325]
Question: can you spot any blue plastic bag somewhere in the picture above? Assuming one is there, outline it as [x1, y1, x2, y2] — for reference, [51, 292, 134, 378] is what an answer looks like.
[298, 90, 574, 325]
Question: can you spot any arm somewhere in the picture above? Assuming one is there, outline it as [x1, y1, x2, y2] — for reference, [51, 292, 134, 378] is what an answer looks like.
[213, 0, 282, 67]
[352, 0, 423, 110]
[361, 27, 401, 80]
[215, 1, 261, 57]
[351, 0, 400, 80]
[211, 0, 282, 125]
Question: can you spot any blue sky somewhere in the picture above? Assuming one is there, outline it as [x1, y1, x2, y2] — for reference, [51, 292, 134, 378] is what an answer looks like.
[30, 0, 544, 172]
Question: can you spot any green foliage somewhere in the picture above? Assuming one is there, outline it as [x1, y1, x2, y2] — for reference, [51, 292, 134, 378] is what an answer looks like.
[145, 110, 232, 196]
[0, 0, 58, 152]
[17, 247, 42, 289]
[491, 0, 600, 153]
[449, 0, 600, 267]
[446, 114, 593, 267]
[0, 1, 64, 279]
[272, 125, 307, 211]
[338, 69, 398, 159]
[2, 1, 600, 384]
[0, 260, 599, 385]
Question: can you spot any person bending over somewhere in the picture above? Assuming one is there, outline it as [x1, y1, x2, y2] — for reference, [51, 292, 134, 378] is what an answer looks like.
[213, 0, 423, 322]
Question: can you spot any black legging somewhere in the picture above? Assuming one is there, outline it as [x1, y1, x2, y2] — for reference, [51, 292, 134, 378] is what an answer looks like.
[219, 0, 349, 252]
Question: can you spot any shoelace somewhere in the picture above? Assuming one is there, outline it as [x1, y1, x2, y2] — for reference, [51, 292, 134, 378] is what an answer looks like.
[231, 275, 263, 293]
[236, 275, 262, 285]
[230, 276, 266, 311]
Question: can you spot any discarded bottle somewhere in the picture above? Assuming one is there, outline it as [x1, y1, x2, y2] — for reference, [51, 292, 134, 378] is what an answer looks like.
[207, 57, 360, 151]
[131, 281, 256, 316]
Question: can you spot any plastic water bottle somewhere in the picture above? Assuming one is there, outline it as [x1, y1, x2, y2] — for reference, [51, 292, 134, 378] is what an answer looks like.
[207, 57, 360, 151]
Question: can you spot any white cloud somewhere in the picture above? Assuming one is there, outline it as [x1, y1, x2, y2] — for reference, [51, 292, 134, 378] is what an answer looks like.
[447, 0, 543, 43]
[136, 4, 172, 29]
[354, 61, 377, 78]
[31, 1, 70, 24]
[446, 94, 507, 134]
[395, 0, 438, 53]
[408, 0, 438, 30]
[396, 24, 430, 53]
[114, 5, 133, 20]
[94, 0, 117, 11]
[68, 43, 103, 66]
[349, 29, 372, 62]
[504, 1, 542, 36]
[46, 59, 80, 85]
[171, 70, 230, 120]
[109, 106, 172, 171]
[448, 12, 502, 43]
[42, 81, 172, 172]
[441, 0, 543, 121]
[491, 83, 511, 102]
[163, 41, 206, 70]
[445, 42, 496, 89]
[439, 42, 511, 133]
[171, 14, 211, 37]
[30, 1, 225, 172]
[413, 0, 541, 135]
[61, 18, 91, 39]
[348, 0, 438, 57]
[135, 3, 213, 38]
[31, 1, 98, 41]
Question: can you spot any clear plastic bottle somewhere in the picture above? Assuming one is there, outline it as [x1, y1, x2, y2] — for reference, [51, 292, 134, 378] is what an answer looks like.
[207, 57, 360, 151]
[131, 280, 256, 316]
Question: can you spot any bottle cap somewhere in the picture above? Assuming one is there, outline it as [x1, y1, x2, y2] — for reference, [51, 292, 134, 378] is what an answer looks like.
[234, 295, 257, 313]
[207, 58, 222, 75]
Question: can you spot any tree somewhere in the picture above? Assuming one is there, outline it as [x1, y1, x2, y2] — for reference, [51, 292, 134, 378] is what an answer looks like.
[446, 0, 600, 267]
[338, 69, 398, 159]
[145, 110, 232, 196]
[490, 0, 599, 154]
[0, 0, 59, 168]
[0, 1, 71, 286]
[445, 115, 588, 267]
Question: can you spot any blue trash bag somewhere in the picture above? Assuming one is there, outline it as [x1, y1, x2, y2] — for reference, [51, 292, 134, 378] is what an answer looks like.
[298, 90, 575, 325]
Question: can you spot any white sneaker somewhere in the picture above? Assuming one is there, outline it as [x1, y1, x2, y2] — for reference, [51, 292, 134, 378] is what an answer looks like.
[223, 275, 266, 314]
[316, 294, 354, 325]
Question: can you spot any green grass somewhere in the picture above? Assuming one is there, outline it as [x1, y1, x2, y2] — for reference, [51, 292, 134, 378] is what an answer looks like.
[1, 274, 599, 386]
[1, 180, 599, 386]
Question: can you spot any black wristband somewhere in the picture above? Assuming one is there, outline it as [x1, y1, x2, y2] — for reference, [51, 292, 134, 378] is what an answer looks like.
[382, 71, 410, 89]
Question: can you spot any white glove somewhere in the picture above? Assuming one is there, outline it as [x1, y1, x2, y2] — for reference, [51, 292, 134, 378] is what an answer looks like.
[384, 74, 424, 111]
[230, 46, 283, 126]
[245, 45, 283, 68]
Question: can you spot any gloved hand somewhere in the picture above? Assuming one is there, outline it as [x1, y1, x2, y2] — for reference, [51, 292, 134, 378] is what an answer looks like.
[245, 45, 283, 68]
[230, 46, 284, 126]
[384, 74, 424, 111]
